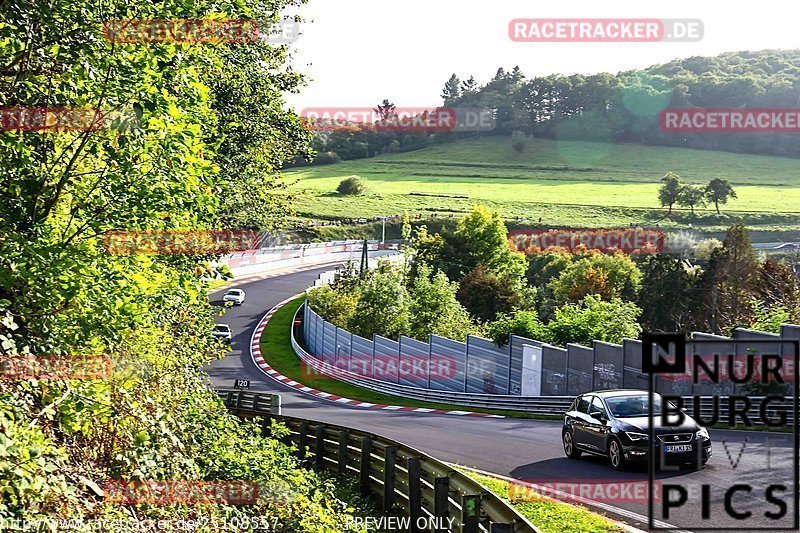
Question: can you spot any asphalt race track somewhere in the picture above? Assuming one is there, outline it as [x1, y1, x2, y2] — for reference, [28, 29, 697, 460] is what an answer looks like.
[206, 265, 798, 532]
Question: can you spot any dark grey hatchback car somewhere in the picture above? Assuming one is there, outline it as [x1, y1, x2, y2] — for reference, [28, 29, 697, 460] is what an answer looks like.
[562, 389, 712, 470]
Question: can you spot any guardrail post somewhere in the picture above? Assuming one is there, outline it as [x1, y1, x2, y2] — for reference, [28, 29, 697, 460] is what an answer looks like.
[252, 394, 260, 412]
[461, 494, 481, 533]
[407, 457, 422, 532]
[261, 416, 270, 437]
[360, 437, 372, 497]
[235, 390, 242, 411]
[271, 394, 281, 415]
[315, 425, 325, 466]
[338, 431, 349, 474]
[464, 336, 471, 392]
[434, 477, 449, 533]
[225, 391, 232, 406]
[383, 446, 396, 510]
[298, 421, 308, 462]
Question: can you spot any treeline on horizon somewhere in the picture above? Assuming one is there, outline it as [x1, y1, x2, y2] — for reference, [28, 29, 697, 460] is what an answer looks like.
[294, 49, 800, 165]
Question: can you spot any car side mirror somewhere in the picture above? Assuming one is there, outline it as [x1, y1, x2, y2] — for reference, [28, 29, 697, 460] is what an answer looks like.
[590, 411, 608, 423]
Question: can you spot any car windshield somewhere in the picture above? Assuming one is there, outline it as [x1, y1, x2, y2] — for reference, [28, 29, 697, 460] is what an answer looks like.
[214, 325, 230, 332]
[605, 394, 664, 418]
[227, 290, 241, 295]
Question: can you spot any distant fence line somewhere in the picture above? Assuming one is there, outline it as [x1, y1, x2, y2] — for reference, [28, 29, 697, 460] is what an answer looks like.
[302, 290, 800, 398]
[219, 240, 399, 278]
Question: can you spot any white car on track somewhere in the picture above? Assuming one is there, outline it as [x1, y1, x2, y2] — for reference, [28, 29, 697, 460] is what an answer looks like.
[223, 288, 246, 305]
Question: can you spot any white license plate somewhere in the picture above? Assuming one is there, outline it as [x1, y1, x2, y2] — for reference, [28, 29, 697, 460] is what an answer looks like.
[664, 444, 693, 453]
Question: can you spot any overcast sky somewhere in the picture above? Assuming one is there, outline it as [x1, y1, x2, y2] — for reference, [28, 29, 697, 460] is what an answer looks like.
[283, 0, 797, 111]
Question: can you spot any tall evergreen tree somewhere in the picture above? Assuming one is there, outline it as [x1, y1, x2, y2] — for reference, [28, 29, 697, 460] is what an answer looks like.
[441, 74, 462, 103]
[460, 75, 478, 94]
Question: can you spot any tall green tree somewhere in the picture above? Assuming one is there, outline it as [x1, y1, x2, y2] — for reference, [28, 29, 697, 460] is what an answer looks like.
[460, 75, 478, 95]
[441, 74, 462, 103]
[705, 177, 738, 214]
[701, 225, 761, 332]
[677, 184, 708, 215]
[637, 254, 700, 332]
[347, 262, 410, 340]
[456, 264, 527, 322]
[408, 265, 475, 341]
[454, 205, 526, 278]
[373, 99, 396, 120]
[658, 172, 682, 214]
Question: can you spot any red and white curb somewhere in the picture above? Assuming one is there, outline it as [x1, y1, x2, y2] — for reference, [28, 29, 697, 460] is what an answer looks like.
[249, 298, 504, 418]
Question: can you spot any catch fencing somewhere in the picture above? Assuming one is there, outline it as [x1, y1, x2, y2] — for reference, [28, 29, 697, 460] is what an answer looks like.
[302, 297, 800, 398]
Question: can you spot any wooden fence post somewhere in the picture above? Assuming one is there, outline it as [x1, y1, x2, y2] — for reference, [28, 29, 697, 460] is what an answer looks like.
[434, 477, 450, 533]
[338, 431, 349, 474]
[315, 425, 325, 466]
[360, 437, 372, 497]
[383, 446, 396, 510]
[298, 421, 308, 462]
[407, 457, 422, 532]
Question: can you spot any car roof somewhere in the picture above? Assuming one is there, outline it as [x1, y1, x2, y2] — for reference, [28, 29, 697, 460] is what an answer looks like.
[226, 288, 242, 293]
[582, 389, 653, 398]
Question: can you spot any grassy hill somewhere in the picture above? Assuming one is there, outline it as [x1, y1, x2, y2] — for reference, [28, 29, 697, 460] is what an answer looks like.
[285, 137, 800, 236]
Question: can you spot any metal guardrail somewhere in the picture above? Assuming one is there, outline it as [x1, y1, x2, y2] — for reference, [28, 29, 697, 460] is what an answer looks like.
[216, 389, 539, 533]
[224, 240, 387, 259]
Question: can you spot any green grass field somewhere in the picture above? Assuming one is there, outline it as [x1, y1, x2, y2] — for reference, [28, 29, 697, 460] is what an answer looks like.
[285, 137, 800, 235]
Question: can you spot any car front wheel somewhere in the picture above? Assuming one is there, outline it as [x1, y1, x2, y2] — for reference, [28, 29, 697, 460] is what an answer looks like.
[563, 430, 582, 459]
[608, 438, 626, 471]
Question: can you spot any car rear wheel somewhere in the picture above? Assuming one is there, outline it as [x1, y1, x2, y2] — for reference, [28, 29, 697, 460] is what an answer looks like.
[563, 430, 582, 459]
[608, 438, 626, 471]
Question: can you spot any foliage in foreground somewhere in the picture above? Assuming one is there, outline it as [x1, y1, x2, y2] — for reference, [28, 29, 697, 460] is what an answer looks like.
[0, 0, 371, 529]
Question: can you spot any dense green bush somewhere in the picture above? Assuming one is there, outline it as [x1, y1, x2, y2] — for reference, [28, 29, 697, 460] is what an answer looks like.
[487, 310, 547, 346]
[546, 296, 642, 347]
[547, 252, 642, 304]
[486, 296, 642, 347]
[337, 175, 367, 195]
[314, 151, 343, 165]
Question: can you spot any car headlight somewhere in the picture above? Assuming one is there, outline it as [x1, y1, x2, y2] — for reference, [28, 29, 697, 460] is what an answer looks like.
[696, 427, 710, 440]
[625, 432, 649, 442]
